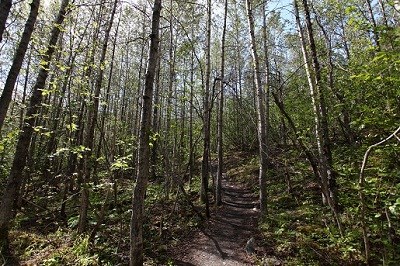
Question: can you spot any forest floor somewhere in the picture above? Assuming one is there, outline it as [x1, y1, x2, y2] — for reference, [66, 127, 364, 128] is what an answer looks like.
[4, 150, 368, 265]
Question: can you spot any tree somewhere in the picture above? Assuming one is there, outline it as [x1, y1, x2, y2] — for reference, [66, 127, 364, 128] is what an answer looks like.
[246, 0, 268, 215]
[0, 0, 40, 133]
[0, 0, 70, 256]
[0, 0, 12, 44]
[77, 0, 118, 234]
[129, 0, 161, 265]
[216, 0, 228, 206]
[200, 0, 211, 218]
[294, 0, 342, 235]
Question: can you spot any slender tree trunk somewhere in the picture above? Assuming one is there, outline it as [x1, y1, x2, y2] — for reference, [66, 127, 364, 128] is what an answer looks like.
[295, 0, 343, 235]
[129, 1, 161, 265]
[378, 0, 389, 27]
[246, 0, 268, 215]
[262, 0, 270, 191]
[216, 0, 228, 206]
[271, 90, 320, 189]
[0, 0, 70, 255]
[78, 0, 118, 234]
[151, 47, 161, 178]
[358, 127, 400, 264]
[19, 47, 32, 128]
[0, 0, 40, 133]
[188, 48, 195, 187]
[164, 0, 175, 198]
[200, 0, 211, 218]
[302, 0, 338, 210]
[93, 9, 121, 184]
[0, 0, 11, 44]
[365, 0, 380, 49]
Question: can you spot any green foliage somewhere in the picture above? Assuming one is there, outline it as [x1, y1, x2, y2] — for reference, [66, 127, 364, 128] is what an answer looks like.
[0, 129, 19, 183]
[111, 154, 133, 171]
[10, 229, 98, 265]
[346, 29, 400, 140]
[223, 98, 258, 150]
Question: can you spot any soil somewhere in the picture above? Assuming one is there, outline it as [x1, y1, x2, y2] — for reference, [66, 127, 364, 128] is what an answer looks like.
[170, 175, 264, 266]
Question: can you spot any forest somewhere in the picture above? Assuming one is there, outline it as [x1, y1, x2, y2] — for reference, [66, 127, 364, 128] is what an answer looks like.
[0, 0, 399, 265]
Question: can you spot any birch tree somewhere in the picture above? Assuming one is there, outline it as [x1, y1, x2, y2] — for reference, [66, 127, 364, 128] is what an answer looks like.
[294, 0, 342, 235]
[246, 0, 268, 215]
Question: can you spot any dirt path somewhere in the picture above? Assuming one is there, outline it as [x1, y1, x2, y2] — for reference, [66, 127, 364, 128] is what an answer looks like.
[171, 175, 262, 265]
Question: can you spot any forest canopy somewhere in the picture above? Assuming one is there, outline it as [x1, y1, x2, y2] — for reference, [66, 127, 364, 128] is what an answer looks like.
[0, 0, 399, 265]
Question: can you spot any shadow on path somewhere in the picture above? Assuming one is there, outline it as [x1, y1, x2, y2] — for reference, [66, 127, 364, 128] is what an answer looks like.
[169, 175, 262, 265]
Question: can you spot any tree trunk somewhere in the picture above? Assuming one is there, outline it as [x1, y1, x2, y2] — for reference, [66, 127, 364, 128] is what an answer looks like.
[294, 0, 343, 235]
[188, 48, 195, 187]
[262, 0, 270, 195]
[129, 1, 161, 265]
[200, 0, 211, 218]
[216, 0, 228, 206]
[93, 5, 121, 184]
[78, 0, 118, 234]
[0, 0, 40, 133]
[0, 0, 11, 44]
[0, 0, 70, 255]
[365, 0, 380, 49]
[164, 0, 175, 198]
[246, 0, 268, 216]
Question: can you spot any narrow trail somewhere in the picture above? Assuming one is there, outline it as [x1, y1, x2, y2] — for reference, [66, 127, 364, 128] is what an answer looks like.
[172, 175, 262, 265]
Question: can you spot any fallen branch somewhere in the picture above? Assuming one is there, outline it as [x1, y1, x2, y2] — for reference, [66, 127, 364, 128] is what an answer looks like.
[359, 125, 400, 265]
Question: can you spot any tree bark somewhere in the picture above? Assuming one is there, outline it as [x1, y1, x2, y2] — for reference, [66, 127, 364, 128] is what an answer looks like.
[216, 0, 228, 207]
[0, 0, 11, 44]
[246, 0, 268, 215]
[200, 0, 211, 218]
[0, 0, 70, 255]
[129, 1, 161, 265]
[262, 0, 270, 195]
[0, 0, 40, 133]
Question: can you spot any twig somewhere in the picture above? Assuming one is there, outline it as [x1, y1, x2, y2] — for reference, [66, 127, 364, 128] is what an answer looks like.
[359, 125, 400, 265]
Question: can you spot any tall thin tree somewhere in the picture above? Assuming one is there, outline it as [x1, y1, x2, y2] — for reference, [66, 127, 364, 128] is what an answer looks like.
[246, 0, 268, 215]
[200, 0, 211, 218]
[216, 0, 228, 206]
[294, 0, 343, 235]
[0, 0, 70, 255]
[0, 0, 40, 133]
[129, 0, 162, 265]
[0, 0, 12, 44]
[77, 0, 118, 234]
